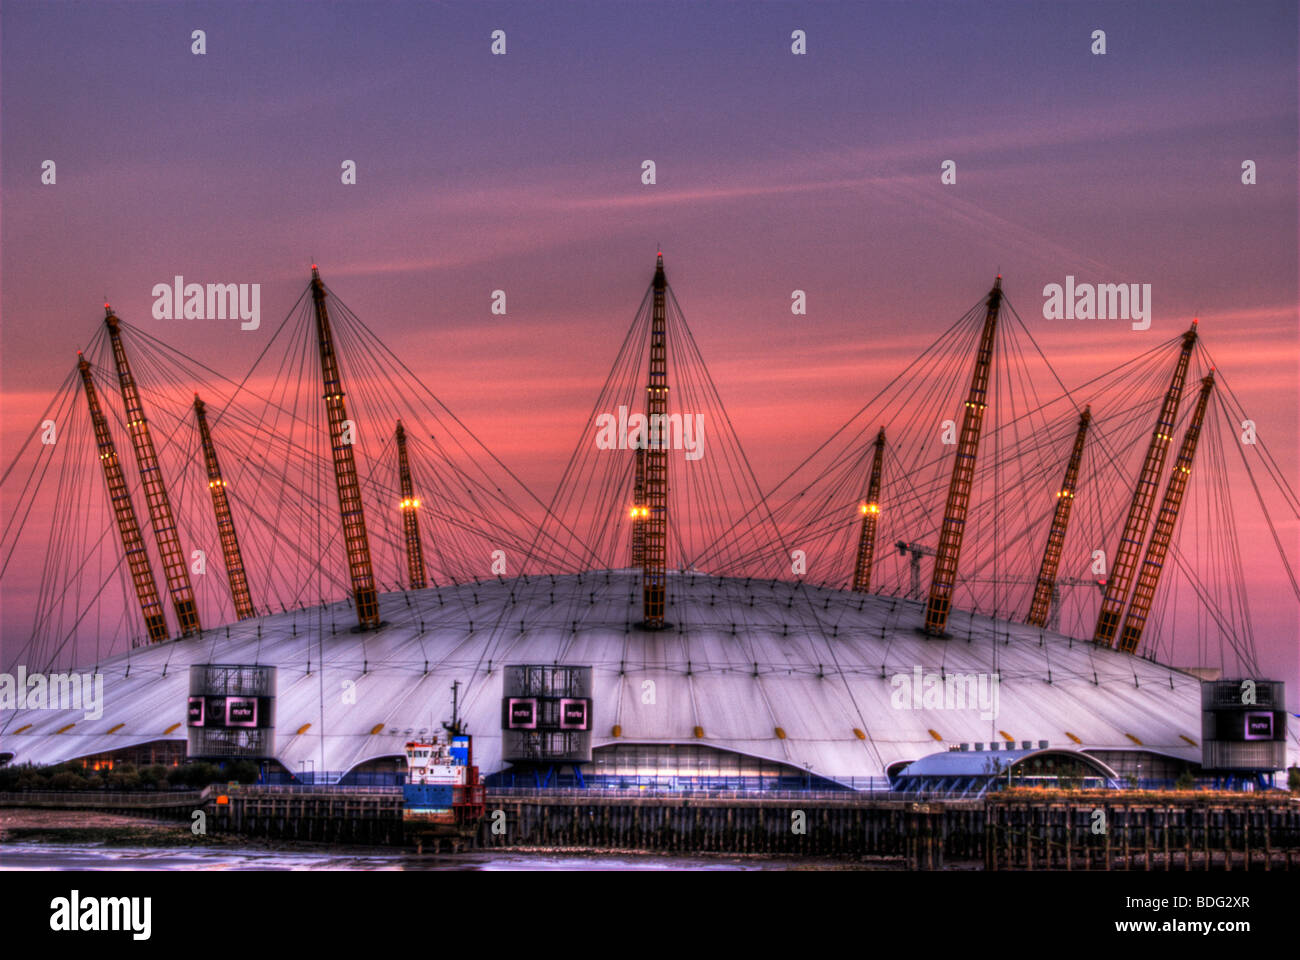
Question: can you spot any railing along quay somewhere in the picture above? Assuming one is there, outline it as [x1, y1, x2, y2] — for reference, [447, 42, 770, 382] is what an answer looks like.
[0, 789, 201, 812]
[4, 785, 1297, 869]
[985, 793, 1300, 871]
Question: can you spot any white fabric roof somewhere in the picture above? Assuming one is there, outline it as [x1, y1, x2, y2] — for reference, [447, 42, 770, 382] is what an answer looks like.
[5, 571, 1294, 780]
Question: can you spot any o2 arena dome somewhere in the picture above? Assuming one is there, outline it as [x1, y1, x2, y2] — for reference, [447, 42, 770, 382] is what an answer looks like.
[2, 261, 1296, 789]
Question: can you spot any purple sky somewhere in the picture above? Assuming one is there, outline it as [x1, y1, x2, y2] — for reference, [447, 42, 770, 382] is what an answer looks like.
[2, 1, 1297, 685]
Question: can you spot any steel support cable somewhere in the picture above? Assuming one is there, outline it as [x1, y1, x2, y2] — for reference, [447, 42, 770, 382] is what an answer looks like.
[488, 293, 650, 573]
[701, 300, 985, 583]
[128, 299, 384, 617]
[710, 318, 981, 587]
[325, 286, 602, 575]
[690, 299, 989, 574]
[13, 374, 128, 666]
[523, 291, 648, 572]
[1198, 344, 1300, 517]
[0, 368, 83, 579]
[0, 365, 83, 558]
[671, 300, 905, 774]
[667, 290, 832, 647]
[27, 391, 89, 667]
[786, 310, 985, 542]
[120, 305, 323, 612]
[667, 298, 753, 571]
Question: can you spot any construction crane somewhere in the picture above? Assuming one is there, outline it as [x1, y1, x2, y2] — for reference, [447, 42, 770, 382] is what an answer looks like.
[394, 420, 428, 591]
[1048, 577, 1106, 634]
[1118, 372, 1215, 654]
[642, 251, 669, 628]
[896, 540, 936, 601]
[967, 575, 1105, 634]
[105, 307, 201, 637]
[311, 265, 381, 630]
[194, 394, 257, 621]
[1094, 323, 1197, 648]
[851, 428, 886, 593]
[1026, 406, 1092, 627]
[78, 354, 169, 645]
[925, 277, 1002, 636]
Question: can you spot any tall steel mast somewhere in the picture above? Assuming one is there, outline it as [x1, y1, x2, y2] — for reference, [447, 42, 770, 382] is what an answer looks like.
[924, 277, 1002, 636]
[1118, 373, 1214, 654]
[1026, 406, 1091, 628]
[642, 252, 669, 628]
[105, 307, 200, 637]
[851, 428, 886, 593]
[311, 265, 381, 629]
[395, 420, 428, 590]
[1093, 323, 1197, 647]
[194, 393, 256, 621]
[79, 353, 169, 645]
[630, 446, 647, 567]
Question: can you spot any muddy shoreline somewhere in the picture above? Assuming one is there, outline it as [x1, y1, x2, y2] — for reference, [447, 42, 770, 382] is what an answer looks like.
[2, 808, 307, 851]
[1, 809, 897, 867]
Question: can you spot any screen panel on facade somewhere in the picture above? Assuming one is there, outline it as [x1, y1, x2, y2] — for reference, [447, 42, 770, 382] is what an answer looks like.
[506, 697, 538, 729]
[560, 698, 589, 730]
[225, 696, 259, 727]
[1244, 712, 1274, 740]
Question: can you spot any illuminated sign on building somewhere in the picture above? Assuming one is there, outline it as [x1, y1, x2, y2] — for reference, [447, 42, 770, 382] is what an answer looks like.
[1244, 712, 1274, 740]
[225, 696, 259, 727]
[506, 698, 538, 729]
[186, 664, 277, 760]
[186, 695, 267, 729]
[560, 698, 589, 730]
[501, 665, 594, 764]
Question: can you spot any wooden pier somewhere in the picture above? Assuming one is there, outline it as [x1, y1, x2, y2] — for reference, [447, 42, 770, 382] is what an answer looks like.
[4, 787, 1297, 868]
[206, 785, 403, 844]
[985, 793, 1300, 871]
[474, 789, 1299, 870]
[477, 792, 980, 869]
[201, 785, 475, 850]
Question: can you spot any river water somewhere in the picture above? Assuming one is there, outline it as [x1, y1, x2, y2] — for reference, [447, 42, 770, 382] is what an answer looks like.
[0, 841, 868, 871]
